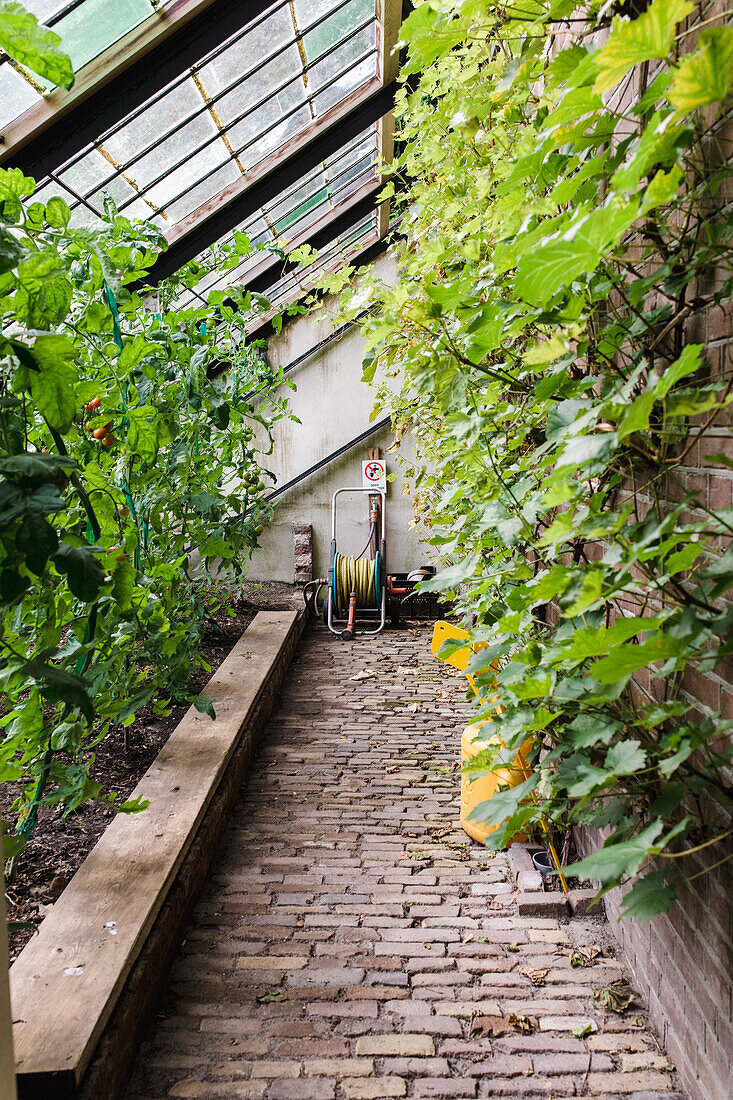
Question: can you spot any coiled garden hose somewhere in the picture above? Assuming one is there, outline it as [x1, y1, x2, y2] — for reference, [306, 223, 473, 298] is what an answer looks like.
[334, 551, 380, 614]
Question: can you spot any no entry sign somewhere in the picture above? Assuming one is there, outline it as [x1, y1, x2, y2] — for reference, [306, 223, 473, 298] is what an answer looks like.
[362, 458, 387, 491]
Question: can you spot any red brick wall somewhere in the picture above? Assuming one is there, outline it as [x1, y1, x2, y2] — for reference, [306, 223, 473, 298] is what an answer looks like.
[563, 4, 733, 1096]
[575, 826, 732, 1100]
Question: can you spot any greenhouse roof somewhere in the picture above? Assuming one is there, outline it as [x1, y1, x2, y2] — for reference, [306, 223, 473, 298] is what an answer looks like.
[0, 0, 400, 305]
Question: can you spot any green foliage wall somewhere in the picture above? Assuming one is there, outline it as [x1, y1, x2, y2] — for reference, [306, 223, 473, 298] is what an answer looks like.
[0, 175, 288, 857]
[344, 0, 733, 918]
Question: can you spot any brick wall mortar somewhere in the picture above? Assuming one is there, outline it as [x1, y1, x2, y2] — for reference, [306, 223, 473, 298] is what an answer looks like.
[576, 824, 732, 1100]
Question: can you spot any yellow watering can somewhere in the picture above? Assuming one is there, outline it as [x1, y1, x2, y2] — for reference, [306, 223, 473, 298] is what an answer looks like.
[431, 621, 567, 891]
[431, 621, 530, 844]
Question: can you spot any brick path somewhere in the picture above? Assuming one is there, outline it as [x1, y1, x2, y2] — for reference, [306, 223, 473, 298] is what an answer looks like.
[127, 625, 684, 1100]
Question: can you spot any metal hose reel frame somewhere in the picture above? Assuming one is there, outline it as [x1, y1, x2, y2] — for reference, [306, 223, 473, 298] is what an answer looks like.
[326, 487, 386, 638]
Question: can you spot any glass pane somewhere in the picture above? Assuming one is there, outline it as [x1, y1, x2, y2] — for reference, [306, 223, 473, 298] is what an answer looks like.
[51, 0, 156, 71]
[103, 80, 206, 169]
[0, 67, 39, 129]
[299, 0, 373, 61]
[266, 169, 327, 227]
[23, 1, 70, 22]
[241, 104, 313, 171]
[160, 160, 241, 223]
[310, 26, 376, 116]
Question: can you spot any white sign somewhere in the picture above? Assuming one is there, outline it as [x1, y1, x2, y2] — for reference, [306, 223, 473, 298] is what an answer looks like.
[362, 458, 387, 491]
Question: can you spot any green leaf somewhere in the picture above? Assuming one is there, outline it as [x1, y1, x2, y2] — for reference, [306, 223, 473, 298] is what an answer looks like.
[569, 820, 665, 884]
[651, 345, 703, 398]
[111, 558, 135, 611]
[594, 0, 693, 93]
[563, 760, 612, 797]
[116, 796, 150, 813]
[0, 451, 77, 477]
[16, 512, 58, 574]
[515, 226, 597, 306]
[622, 871, 677, 922]
[556, 432, 617, 471]
[22, 660, 94, 723]
[51, 543, 106, 602]
[419, 557, 478, 593]
[194, 695, 216, 719]
[468, 775, 536, 826]
[592, 633, 682, 683]
[0, 167, 35, 224]
[523, 331, 572, 366]
[0, 1, 74, 87]
[618, 392, 655, 441]
[14, 334, 79, 431]
[606, 740, 647, 775]
[2, 832, 26, 859]
[669, 27, 733, 109]
[560, 568, 603, 617]
[17, 250, 65, 292]
[126, 404, 159, 462]
[567, 714, 622, 749]
[118, 335, 160, 372]
[0, 225, 26, 272]
[45, 196, 71, 228]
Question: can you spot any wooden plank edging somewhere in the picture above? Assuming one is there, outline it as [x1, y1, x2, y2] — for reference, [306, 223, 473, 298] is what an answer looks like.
[10, 610, 302, 1096]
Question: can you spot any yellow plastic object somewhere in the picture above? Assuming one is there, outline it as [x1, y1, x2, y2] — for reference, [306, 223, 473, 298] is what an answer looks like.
[461, 721, 532, 844]
[431, 620, 489, 698]
[431, 623, 567, 888]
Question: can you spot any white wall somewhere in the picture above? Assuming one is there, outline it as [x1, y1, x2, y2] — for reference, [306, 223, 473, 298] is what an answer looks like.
[247, 253, 431, 582]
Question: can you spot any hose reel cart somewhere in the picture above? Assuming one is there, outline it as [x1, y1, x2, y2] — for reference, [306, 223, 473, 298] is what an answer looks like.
[325, 486, 386, 639]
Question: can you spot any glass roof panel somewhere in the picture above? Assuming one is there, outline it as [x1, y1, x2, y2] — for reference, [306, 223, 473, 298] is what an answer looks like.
[38, 0, 158, 72]
[0, 65, 39, 129]
[170, 122, 379, 311]
[2, 1, 166, 111]
[41, 0, 378, 235]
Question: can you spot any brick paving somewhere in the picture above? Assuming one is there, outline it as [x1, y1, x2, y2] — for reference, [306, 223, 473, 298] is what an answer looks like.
[126, 625, 684, 1100]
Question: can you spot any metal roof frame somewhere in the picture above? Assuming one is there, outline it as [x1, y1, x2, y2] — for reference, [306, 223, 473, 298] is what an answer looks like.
[3, 0, 404, 301]
[0, 0, 279, 179]
[134, 76, 397, 288]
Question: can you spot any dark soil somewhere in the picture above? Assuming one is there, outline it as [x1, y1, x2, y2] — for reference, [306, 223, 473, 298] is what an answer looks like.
[4, 580, 302, 963]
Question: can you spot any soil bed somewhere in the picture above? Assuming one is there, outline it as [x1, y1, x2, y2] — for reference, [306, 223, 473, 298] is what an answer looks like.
[4, 580, 300, 963]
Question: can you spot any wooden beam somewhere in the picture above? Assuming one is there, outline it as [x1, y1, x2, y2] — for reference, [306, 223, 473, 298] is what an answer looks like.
[378, 0, 404, 84]
[376, 108, 395, 239]
[0, 0, 276, 179]
[10, 612, 301, 1094]
[375, 0, 401, 236]
[135, 78, 398, 288]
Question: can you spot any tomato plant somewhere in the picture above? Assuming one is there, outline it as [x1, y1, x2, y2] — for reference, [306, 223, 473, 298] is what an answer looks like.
[0, 173, 289, 863]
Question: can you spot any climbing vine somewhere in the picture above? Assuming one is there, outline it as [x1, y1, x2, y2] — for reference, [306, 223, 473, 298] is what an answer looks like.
[338, 0, 733, 918]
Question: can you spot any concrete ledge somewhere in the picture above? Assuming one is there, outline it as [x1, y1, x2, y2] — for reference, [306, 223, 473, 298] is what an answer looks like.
[11, 609, 305, 1100]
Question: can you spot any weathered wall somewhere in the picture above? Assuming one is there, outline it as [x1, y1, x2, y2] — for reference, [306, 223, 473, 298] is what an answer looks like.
[247, 252, 432, 582]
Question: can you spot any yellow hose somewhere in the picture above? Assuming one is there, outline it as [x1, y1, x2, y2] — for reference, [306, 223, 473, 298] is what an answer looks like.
[335, 554, 377, 613]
